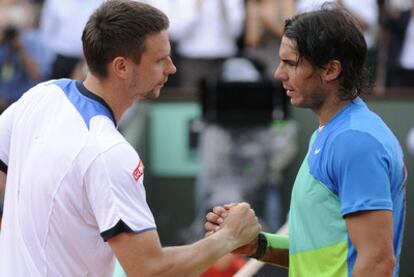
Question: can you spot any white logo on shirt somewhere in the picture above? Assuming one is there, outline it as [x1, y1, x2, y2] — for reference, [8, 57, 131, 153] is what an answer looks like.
[314, 148, 321, 154]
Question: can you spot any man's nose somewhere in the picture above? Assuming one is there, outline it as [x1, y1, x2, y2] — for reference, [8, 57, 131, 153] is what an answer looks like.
[166, 57, 176, 75]
[274, 64, 286, 81]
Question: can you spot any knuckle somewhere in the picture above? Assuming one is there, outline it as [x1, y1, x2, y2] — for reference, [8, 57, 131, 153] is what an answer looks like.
[241, 202, 251, 208]
[212, 206, 221, 213]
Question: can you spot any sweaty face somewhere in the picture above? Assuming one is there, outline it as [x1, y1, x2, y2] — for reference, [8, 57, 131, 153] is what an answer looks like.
[274, 36, 328, 111]
[127, 30, 176, 100]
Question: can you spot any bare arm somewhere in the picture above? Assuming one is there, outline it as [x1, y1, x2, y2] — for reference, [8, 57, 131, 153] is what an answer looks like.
[345, 210, 395, 277]
[244, 0, 263, 48]
[0, 170, 6, 211]
[259, 0, 295, 38]
[0, 170, 5, 194]
[109, 203, 260, 276]
[260, 250, 289, 268]
[245, 0, 296, 48]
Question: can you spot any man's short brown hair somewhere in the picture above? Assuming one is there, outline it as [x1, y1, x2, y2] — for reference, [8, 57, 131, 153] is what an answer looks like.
[82, 0, 169, 78]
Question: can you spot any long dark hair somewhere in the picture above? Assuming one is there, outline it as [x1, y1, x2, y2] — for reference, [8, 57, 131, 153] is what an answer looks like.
[284, 4, 370, 99]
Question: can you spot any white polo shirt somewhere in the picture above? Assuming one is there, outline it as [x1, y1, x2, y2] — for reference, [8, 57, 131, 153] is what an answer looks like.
[0, 79, 156, 276]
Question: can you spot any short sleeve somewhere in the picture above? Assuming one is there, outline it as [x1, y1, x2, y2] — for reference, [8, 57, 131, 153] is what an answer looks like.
[329, 131, 393, 216]
[84, 142, 156, 241]
[0, 103, 17, 173]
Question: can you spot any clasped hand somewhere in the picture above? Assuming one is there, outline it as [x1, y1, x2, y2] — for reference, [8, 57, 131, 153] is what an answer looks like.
[204, 202, 261, 256]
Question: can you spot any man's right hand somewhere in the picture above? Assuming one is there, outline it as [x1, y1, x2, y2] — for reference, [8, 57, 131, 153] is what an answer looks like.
[205, 202, 260, 255]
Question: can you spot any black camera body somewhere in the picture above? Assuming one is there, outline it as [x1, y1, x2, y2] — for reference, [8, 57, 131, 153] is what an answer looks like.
[201, 77, 289, 126]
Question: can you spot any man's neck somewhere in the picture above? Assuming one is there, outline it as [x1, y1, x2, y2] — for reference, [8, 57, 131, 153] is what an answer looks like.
[315, 97, 351, 126]
[83, 74, 132, 124]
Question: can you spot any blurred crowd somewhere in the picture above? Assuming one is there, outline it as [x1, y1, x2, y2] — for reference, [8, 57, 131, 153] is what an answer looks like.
[0, 0, 414, 113]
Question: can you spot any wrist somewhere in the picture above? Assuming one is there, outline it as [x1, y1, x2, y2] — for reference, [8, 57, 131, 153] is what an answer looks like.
[249, 232, 289, 260]
[212, 228, 239, 253]
[248, 237, 259, 256]
[249, 232, 267, 260]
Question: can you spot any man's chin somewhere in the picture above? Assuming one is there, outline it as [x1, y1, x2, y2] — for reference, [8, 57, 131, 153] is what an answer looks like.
[290, 98, 302, 107]
[146, 88, 161, 100]
[290, 99, 310, 109]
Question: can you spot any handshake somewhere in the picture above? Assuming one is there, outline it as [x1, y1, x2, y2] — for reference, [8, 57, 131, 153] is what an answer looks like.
[203, 202, 262, 257]
[203, 202, 289, 268]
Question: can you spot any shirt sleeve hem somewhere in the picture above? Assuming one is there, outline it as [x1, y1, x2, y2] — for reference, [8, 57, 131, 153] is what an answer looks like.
[100, 219, 156, 242]
[341, 203, 393, 217]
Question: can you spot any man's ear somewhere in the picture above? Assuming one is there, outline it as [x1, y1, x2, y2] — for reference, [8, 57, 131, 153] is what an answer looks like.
[323, 60, 342, 82]
[111, 57, 129, 79]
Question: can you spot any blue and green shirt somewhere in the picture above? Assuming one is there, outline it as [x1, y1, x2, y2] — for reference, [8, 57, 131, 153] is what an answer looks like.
[288, 98, 406, 276]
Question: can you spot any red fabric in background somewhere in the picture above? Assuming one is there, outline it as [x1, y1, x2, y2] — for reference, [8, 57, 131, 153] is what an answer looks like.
[200, 255, 246, 277]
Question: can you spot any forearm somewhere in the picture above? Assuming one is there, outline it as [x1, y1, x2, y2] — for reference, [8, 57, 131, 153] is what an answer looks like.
[259, 3, 283, 38]
[260, 0, 295, 37]
[160, 237, 232, 276]
[244, 1, 263, 47]
[260, 248, 289, 268]
[143, 232, 236, 277]
[147, 203, 260, 276]
[115, 202, 260, 276]
[353, 253, 395, 277]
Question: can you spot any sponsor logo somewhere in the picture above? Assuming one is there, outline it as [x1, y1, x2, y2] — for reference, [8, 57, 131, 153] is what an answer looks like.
[133, 160, 144, 181]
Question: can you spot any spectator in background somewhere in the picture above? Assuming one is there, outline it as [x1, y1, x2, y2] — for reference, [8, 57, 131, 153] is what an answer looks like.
[40, 0, 103, 79]
[384, 0, 414, 87]
[244, 0, 295, 79]
[0, 2, 53, 112]
[169, 0, 245, 88]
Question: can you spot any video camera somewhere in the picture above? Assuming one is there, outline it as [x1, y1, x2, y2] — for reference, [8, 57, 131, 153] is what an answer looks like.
[200, 77, 289, 127]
